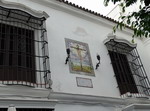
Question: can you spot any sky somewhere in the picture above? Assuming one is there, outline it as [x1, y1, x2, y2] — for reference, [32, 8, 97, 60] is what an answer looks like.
[66, 0, 118, 16]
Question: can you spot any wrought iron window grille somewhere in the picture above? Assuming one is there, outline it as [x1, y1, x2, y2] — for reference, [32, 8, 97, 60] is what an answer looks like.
[0, 6, 51, 88]
[0, 108, 54, 111]
[104, 37, 150, 96]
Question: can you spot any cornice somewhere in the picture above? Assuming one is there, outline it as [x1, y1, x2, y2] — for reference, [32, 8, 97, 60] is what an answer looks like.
[48, 92, 125, 106]
[0, 91, 150, 109]
[0, 0, 49, 19]
[48, 92, 150, 107]
[0, 98, 56, 108]
[0, 85, 50, 99]
[122, 104, 150, 111]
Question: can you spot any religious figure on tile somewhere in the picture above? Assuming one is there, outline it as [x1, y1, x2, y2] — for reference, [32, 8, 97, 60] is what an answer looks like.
[65, 38, 94, 76]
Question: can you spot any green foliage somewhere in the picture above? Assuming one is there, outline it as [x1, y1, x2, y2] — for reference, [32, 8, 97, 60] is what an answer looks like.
[104, 0, 150, 38]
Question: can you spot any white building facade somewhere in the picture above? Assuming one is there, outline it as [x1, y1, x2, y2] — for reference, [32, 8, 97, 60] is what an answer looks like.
[0, 0, 150, 111]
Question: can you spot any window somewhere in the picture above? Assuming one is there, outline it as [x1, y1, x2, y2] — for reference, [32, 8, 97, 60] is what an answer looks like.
[109, 51, 138, 95]
[1, 108, 54, 111]
[0, 108, 7, 111]
[0, 23, 35, 83]
[104, 37, 150, 96]
[17, 108, 54, 111]
[0, 6, 50, 88]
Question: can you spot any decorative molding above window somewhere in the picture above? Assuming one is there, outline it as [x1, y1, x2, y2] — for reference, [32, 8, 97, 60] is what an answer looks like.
[103, 33, 137, 49]
[0, 0, 49, 19]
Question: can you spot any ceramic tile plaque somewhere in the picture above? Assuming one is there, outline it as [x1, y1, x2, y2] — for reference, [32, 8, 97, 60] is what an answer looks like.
[76, 77, 93, 88]
[65, 38, 94, 76]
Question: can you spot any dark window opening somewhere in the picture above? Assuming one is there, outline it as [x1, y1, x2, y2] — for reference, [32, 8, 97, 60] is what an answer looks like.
[0, 6, 51, 88]
[0, 53, 4, 65]
[17, 108, 54, 111]
[0, 108, 7, 111]
[0, 23, 35, 83]
[0, 108, 54, 111]
[105, 38, 150, 96]
[109, 51, 138, 95]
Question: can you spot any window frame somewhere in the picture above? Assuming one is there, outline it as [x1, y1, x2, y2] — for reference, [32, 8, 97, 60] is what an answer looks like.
[0, 5, 51, 88]
[104, 36, 150, 96]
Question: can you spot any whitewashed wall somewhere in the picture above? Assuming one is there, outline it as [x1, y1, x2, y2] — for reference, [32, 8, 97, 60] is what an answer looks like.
[3, 0, 150, 98]
[1, 1, 150, 111]
[55, 104, 116, 111]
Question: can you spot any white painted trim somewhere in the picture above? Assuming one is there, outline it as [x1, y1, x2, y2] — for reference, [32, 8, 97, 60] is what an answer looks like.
[48, 92, 124, 106]
[122, 104, 150, 111]
[0, 98, 57, 108]
[0, 85, 50, 99]
[0, 92, 150, 108]
[48, 92, 150, 106]
[0, 0, 49, 19]
[103, 33, 137, 48]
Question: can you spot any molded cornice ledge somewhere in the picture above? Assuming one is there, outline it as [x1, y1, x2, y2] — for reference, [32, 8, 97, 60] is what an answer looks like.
[48, 92, 125, 106]
[122, 104, 150, 111]
[0, 85, 51, 99]
[0, 0, 49, 19]
[0, 98, 57, 108]
[48, 92, 150, 107]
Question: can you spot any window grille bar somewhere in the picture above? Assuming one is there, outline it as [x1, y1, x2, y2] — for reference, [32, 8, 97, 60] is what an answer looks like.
[130, 49, 146, 94]
[134, 48, 150, 95]
[0, 6, 51, 88]
[0, 13, 41, 26]
[105, 39, 150, 96]
[0, 6, 45, 20]
[119, 50, 138, 93]
[113, 50, 129, 93]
